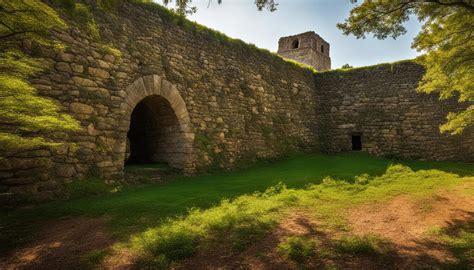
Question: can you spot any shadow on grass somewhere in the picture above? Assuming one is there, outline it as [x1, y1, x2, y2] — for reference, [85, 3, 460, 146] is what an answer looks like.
[0, 152, 472, 260]
[411, 213, 474, 269]
[178, 212, 473, 270]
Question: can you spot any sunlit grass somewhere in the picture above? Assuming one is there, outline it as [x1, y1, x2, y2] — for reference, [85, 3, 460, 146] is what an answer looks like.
[0, 152, 472, 262]
[127, 164, 472, 265]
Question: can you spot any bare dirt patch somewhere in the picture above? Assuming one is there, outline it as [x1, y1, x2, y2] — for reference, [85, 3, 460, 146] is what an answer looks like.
[101, 247, 137, 270]
[0, 217, 114, 270]
[179, 184, 474, 269]
[348, 183, 474, 266]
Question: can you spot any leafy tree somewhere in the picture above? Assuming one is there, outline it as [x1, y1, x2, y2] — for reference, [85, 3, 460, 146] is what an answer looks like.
[341, 63, 353, 69]
[162, 0, 278, 15]
[0, 0, 80, 159]
[0, 0, 66, 45]
[337, 0, 473, 135]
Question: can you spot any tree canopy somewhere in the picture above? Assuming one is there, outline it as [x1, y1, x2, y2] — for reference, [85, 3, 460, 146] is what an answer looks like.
[0, 0, 80, 158]
[161, 0, 278, 15]
[0, 0, 65, 44]
[338, 0, 473, 135]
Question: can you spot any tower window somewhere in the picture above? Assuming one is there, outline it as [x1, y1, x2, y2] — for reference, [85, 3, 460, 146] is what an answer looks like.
[321, 45, 324, 53]
[352, 134, 362, 151]
[292, 39, 299, 49]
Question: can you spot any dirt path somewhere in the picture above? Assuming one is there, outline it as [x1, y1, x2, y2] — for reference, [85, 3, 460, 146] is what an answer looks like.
[347, 184, 474, 267]
[0, 217, 114, 270]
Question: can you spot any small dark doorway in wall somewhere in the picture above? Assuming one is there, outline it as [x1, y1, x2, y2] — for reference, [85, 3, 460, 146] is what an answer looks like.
[292, 39, 299, 49]
[352, 133, 362, 151]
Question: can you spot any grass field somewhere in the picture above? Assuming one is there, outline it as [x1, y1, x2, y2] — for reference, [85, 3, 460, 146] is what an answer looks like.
[0, 152, 472, 268]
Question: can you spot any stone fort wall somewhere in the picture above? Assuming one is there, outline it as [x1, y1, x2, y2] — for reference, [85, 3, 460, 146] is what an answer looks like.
[314, 61, 473, 161]
[0, 2, 318, 200]
[0, 2, 472, 201]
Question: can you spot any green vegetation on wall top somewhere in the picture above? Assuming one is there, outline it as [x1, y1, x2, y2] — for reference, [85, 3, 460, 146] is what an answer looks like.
[317, 59, 416, 75]
[127, 0, 316, 74]
[50, 0, 316, 73]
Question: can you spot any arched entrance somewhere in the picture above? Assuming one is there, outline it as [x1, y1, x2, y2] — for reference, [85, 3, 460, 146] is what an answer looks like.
[120, 75, 194, 171]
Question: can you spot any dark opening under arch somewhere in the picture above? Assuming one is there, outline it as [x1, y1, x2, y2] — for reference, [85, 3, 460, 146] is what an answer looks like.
[292, 39, 299, 49]
[126, 95, 183, 167]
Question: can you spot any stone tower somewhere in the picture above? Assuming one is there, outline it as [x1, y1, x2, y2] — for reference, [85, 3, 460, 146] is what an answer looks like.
[277, 31, 331, 71]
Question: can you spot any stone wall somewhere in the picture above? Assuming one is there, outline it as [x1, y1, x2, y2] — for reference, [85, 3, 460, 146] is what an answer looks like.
[0, 2, 472, 202]
[314, 61, 473, 161]
[0, 2, 318, 201]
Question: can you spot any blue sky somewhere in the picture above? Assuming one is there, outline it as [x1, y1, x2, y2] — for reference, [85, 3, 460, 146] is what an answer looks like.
[183, 0, 423, 68]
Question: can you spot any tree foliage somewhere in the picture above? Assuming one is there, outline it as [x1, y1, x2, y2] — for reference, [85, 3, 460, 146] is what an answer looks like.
[161, 0, 278, 15]
[0, 0, 65, 45]
[0, 0, 80, 158]
[338, 0, 474, 135]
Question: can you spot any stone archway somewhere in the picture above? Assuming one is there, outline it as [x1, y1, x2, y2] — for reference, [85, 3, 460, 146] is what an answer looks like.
[119, 75, 194, 172]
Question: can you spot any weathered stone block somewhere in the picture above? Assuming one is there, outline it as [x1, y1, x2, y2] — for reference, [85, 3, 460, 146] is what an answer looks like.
[56, 164, 76, 178]
[71, 63, 84, 73]
[56, 62, 72, 72]
[88, 67, 110, 79]
[70, 102, 94, 115]
[72, 76, 97, 87]
[59, 52, 74, 62]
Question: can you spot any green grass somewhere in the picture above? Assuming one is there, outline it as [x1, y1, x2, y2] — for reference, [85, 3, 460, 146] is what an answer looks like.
[80, 249, 109, 268]
[427, 221, 474, 269]
[278, 236, 317, 262]
[0, 152, 472, 258]
[126, 162, 472, 265]
[66, 177, 114, 199]
[334, 235, 387, 255]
